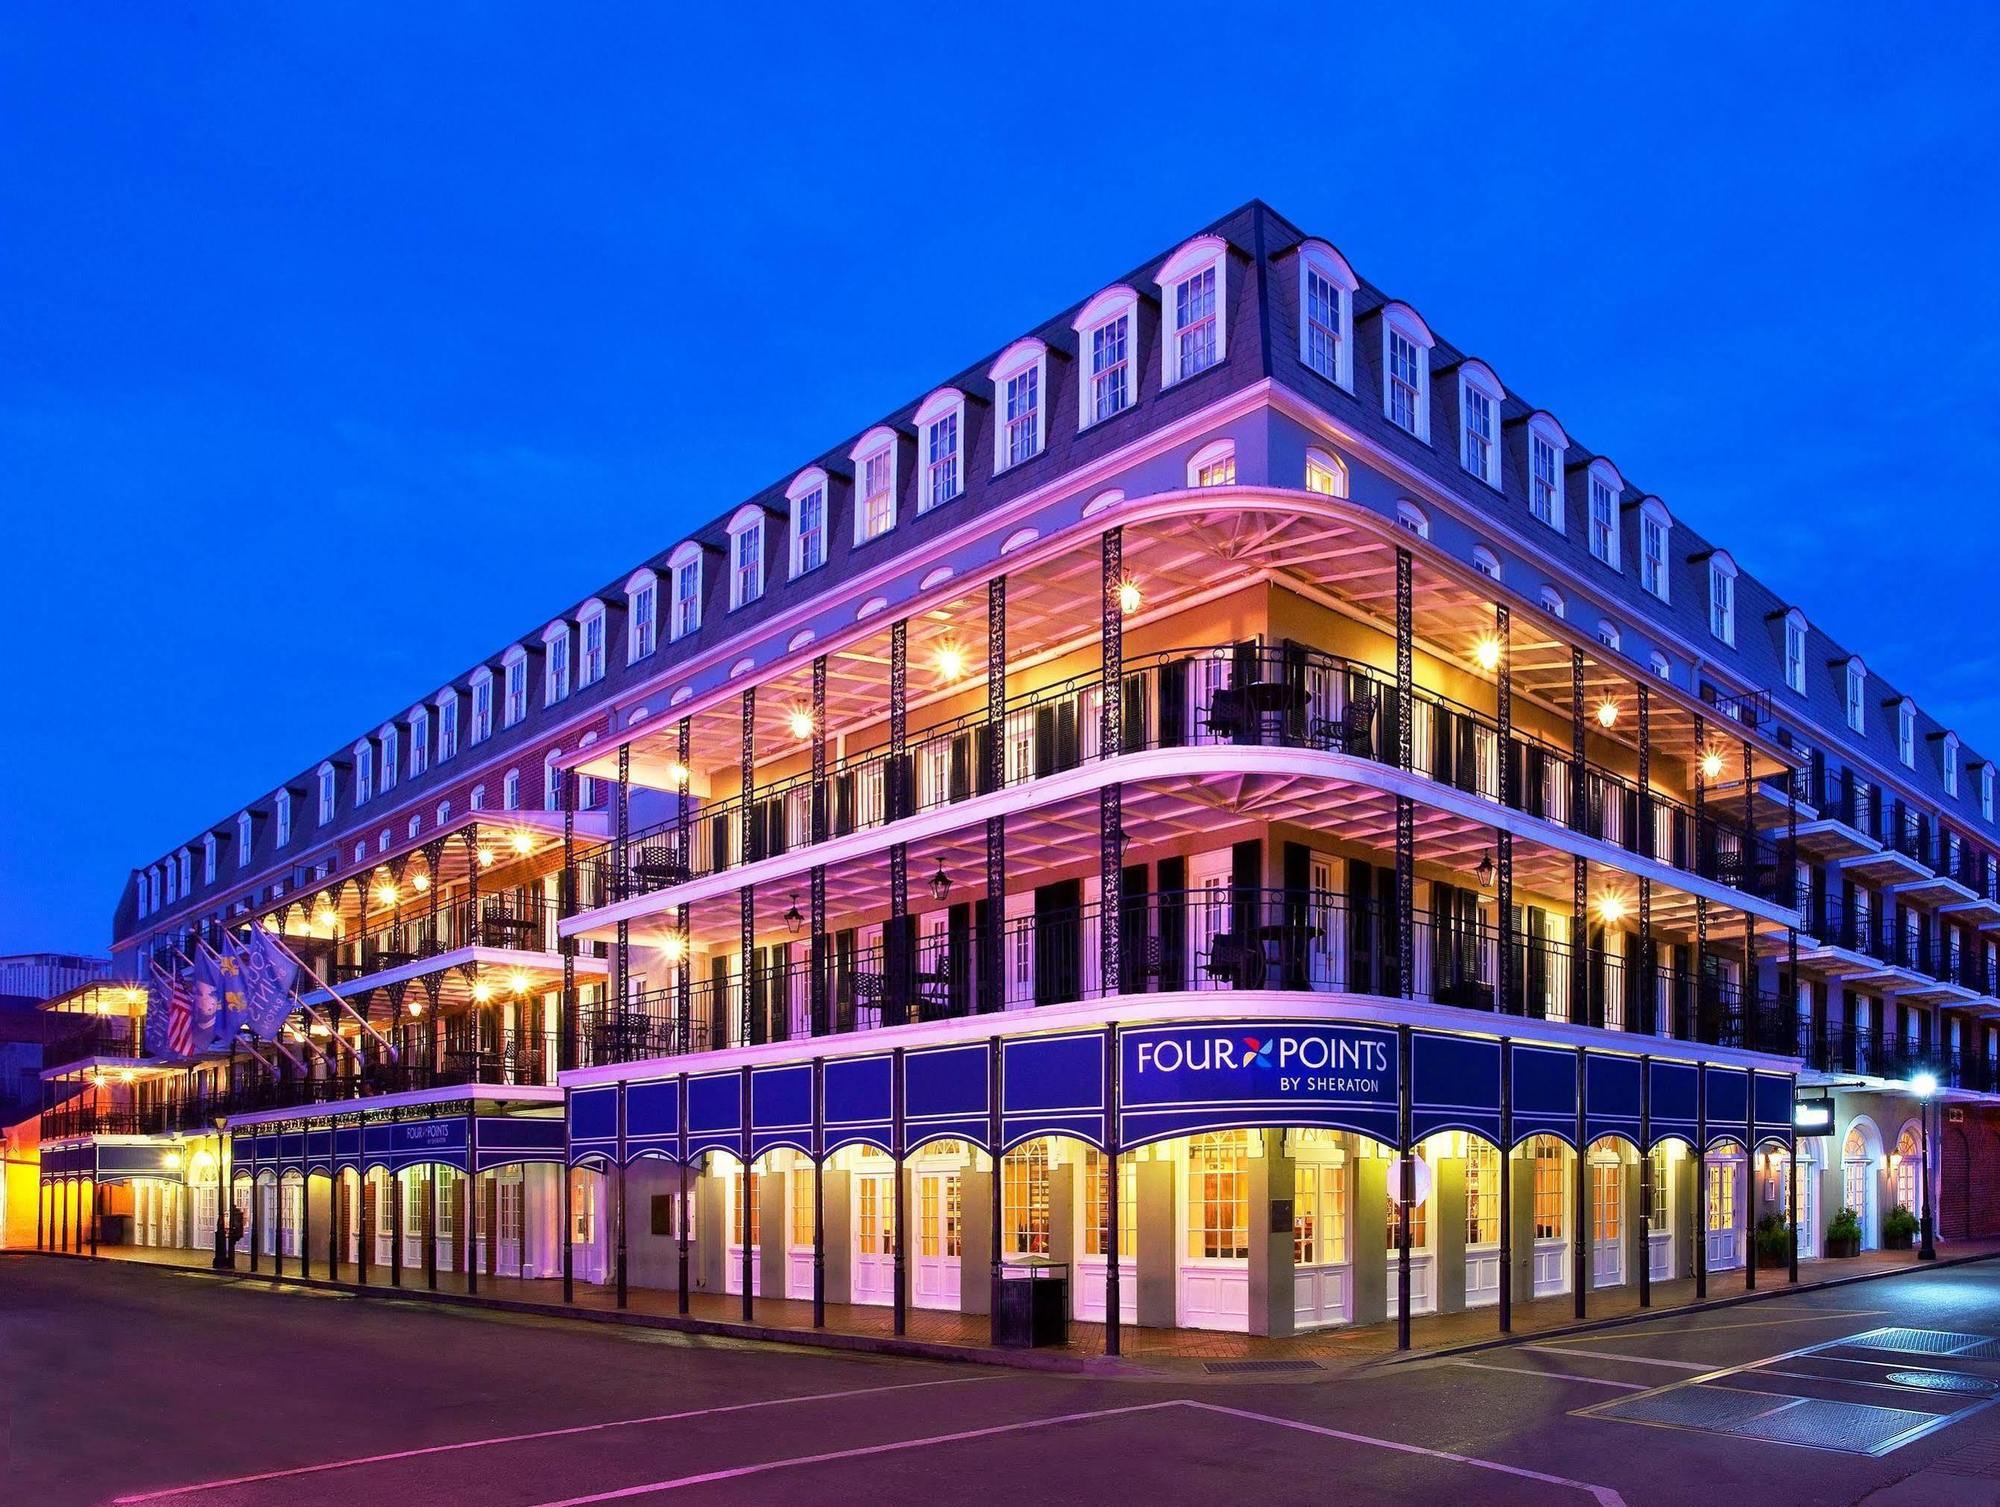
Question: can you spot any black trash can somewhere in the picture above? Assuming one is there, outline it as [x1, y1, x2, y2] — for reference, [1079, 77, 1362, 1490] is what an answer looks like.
[993, 1258, 1069, 1348]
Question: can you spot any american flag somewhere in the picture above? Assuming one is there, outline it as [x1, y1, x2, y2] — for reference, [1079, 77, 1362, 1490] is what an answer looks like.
[164, 969, 196, 1057]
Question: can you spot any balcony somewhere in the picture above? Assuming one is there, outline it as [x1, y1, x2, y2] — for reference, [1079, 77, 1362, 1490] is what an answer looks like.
[577, 887, 1801, 1069]
[577, 642, 1786, 919]
[39, 1106, 163, 1141]
[40, 1015, 146, 1072]
[1799, 1032, 2000, 1096]
[308, 894, 602, 1006]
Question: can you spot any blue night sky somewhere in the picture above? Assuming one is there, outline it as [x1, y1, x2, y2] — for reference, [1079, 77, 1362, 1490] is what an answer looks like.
[3, 5, 1996, 957]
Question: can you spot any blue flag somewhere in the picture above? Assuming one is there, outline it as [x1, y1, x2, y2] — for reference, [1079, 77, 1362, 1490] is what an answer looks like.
[191, 944, 249, 1051]
[235, 928, 301, 1040]
[142, 971, 172, 1059]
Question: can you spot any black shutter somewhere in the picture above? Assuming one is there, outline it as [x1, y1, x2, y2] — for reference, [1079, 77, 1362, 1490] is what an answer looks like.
[1033, 880, 1082, 1006]
[1158, 855, 1187, 992]
[1159, 659, 1189, 749]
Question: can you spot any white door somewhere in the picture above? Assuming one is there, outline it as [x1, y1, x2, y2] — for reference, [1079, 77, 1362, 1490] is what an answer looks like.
[1530, 1140, 1570, 1297]
[786, 1169, 816, 1300]
[913, 1171, 961, 1310]
[1291, 1153, 1352, 1328]
[1189, 852, 1233, 991]
[1647, 1147, 1674, 1280]
[1385, 1167, 1436, 1319]
[1464, 1140, 1503, 1308]
[569, 1170, 605, 1284]
[724, 1168, 762, 1296]
[373, 1174, 394, 1267]
[1705, 1155, 1743, 1271]
[1075, 1150, 1137, 1325]
[194, 1186, 217, 1253]
[403, 1174, 427, 1268]
[1843, 1150, 1878, 1251]
[1307, 856, 1342, 989]
[851, 1172, 895, 1306]
[1178, 1133, 1251, 1331]
[497, 1168, 526, 1275]
[261, 1181, 279, 1256]
[1590, 1157, 1624, 1288]
[283, 1179, 303, 1258]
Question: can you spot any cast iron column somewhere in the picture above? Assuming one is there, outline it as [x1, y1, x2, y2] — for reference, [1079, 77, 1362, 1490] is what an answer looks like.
[1638, 1056, 1652, 1308]
[676, 1073, 690, 1314]
[740, 1064, 754, 1321]
[892, 1045, 908, 1336]
[888, 621, 909, 1025]
[1574, 1052, 1588, 1319]
[812, 1055, 826, 1327]
[615, 1080, 629, 1308]
[1100, 529, 1125, 998]
[1395, 547, 1414, 997]
[1396, 1024, 1413, 1349]
[984, 577, 1007, 1014]
[1105, 1022, 1121, 1357]
[1498, 1038, 1513, 1333]
[1695, 1067, 1709, 1300]
[811, 654, 829, 1037]
[1496, 605, 1515, 1015]
[739, 689, 755, 1046]
[560, 770, 577, 1073]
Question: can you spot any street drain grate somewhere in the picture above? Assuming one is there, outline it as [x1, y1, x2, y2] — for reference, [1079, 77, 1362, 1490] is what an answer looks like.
[1725, 1398, 1939, 1454]
[1840, 1328, 1988, 1356]
[1883, 1370, 1996, 1395]
[1598, 1385, 1791, 1430]
[1203, 1359, 1324, 1375]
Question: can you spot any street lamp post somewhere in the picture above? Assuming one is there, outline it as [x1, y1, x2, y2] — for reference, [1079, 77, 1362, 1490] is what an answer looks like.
[1912, 1072, 1938, 1262]
[211, 1116, 230, 1269]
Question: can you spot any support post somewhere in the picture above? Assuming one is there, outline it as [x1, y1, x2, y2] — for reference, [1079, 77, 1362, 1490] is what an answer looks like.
[1396, 797, 1414, 998]
[1105, 1022, 1121, 1358]
[1495, 605, 1515, 1017]
[1396, 1024, 1413, 1350]
[1788, 1118, 1802, 1284]
[1574, 1052, 1588, 1320]
[676, 1073, 691, 1315]
[560, 1153, 573, 1304]
[389, 1167, 402, 1288]
[740, 1064, 754, 1322]
[1638, 1057, 1652, 1308]
[1919, 1097, 1937, 1261]
[812, 1054, 826, 1328]
[888, 621, 909, 1025]
[615, 1080, 629, 1308]
[892, 1045, 908, 1337]
[251, 1170, 263, 1275]
[983, 579, 1007, 1015]
[560, 770, 577, 1074]
[1695, 1068, 1709, 1300]
[1498, 1039, 1513, 1334]
[464, 1125, 478, 1296]
[426, 1166, 439, 1291]
[1100, 528, 1125, 999]
[1745, 1089, 1758, 1292]
[988, 1039, 1004, 1343]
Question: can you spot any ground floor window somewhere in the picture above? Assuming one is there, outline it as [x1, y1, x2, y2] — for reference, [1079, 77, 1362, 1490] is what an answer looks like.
[1294, 1159, 1348, 1265]
[1083, 1148, 1136, 1259]
[1649, 1148, 1672, 1232]
[1188, 1132, 1251, 1260]
[1893, 1128, 1919, 1212]
[919, 1172, 961, 1258]
[1002, 1142, 1051, 1257]
[1532, 1137, 1565, 1239]
[1465, 1140, 1499, 1246]
[569, 1171, 596, 1243]
[730, 1169, 762, 1247]
[1590, 1160, 1622, 1245]
[855, 1170, 893, 1256]
[1706, 1159, 1736, 1233]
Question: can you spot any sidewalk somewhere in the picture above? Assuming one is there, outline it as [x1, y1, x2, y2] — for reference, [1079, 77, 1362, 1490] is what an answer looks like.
[49, 1238, 2000, 1377]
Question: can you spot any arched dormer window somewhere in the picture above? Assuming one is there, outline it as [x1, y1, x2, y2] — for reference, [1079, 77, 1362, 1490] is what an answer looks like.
[851, 426, 900, 543]
[407, 705, 430, 778]
[353, 738, 375, 804]
[1187, 439, 1236, 488]
[577, 599, 606, 686]
[542, 619, 572, 704]
[1525, 411, 1568, 532]
[989, 339, 1047, 473]
[625, 568, 659, 662]
[1539, 585, 1566, 619]
[1596, 618, 1621, 652]
[502, 769, 521, 811]
[1944, 732, 1960, 797]
[1304, 446, 1348, 498]
[1380, 303, 1434, 440]
[727, 504, 767, 609]
[1472, 545, 1501, 581]
[913, 389, 965, 512]
[1650, 651, 1671, 681]
[1845, 657, 1867, 733]
[1782, 608, 1807, 695]
[500, 645, 529, 728]
[1707, 551, 1737, 644]
[668, 541, 703, 642]
[1395, 500, 1430, 540]
[1639, 498, 1672, 601]
[378, 723, 399, 793]
[1897, 698, 1917, 767]
[786, 469, 828, 578]
[1157, 235, 1228, 386]
[1587, 458, 1624, 569]
[1298, 240, 1357, 390]
[317, 762, 337, 825]
[1073, 286, 1139, 427]
[1457, 360, 1504, 488]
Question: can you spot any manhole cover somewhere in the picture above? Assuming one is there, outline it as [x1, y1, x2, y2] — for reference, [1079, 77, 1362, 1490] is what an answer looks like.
[1883, 1370, 1996, 1394]
[1727, 1398, 1939, 1454]
[1203, 1359, 1324, 1375]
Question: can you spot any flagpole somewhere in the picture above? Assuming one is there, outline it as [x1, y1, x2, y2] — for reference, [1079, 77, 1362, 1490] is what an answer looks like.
[238, 931, 365, 1066]
[272, 932, 400, 1062]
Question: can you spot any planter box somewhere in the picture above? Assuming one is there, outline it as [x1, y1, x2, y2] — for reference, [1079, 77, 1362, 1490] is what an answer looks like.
[1756, 1247, 1791, 1269]
[1883, 1229, 1916, 1251]
[1824, 1234, 1859, 1259]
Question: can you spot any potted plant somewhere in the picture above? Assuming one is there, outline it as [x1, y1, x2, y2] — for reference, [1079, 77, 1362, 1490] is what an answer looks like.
[1755, 1212, 1792, 1268]
[1825, 1207, 1862, 1258]
[1883, 1204, 1920, 1250]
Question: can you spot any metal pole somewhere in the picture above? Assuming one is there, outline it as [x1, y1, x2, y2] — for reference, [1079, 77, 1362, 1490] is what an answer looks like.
[812, 1055, 825, 1328]
[426, 1166, 439, 1291]
[1918, 1098, 1937, 1260]
[1695, 1068, 1708, 1300]
[1498, 1039, 1512, 1334]
[1574, 1052, 1587, 1320]
[615, 1080, 629, 1308]
[740, 1065, 754, 1322]
[464, 1156, 478, 1296]
[389, 1166, 402, 1287]
[1745, 1091, 1757, 1292]
[1105, 1022, 1121, 1358]
[892, 1045, 908, 1337]
[676, 1073, 690, 1315]
[1788, 1118, 1801, 1284]
[1638, 1057, 1652, 1308]
[560, 1155, 574, 1304]
[1396, 1024, 1413, 1351]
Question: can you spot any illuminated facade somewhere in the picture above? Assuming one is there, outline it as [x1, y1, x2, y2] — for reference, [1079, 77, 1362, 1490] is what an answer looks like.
[34, 202, 2000, 1338]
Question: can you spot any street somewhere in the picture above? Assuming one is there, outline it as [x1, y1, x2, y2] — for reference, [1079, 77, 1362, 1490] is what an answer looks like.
[6, 1254, 1998, 1506]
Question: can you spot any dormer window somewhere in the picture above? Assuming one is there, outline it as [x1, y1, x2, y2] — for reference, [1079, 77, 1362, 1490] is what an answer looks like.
[436, 689, 460, 761]
[1472, 545, 1501, 581]
[579, 602, 605, 685]
[1898, 699, 1916, 767]
[354, 739, 375, 804]
[1157, 235, 1227, 385]
[668, 542, 703, 641]
[1587, 460, 1622, 569]
[276, 789, 292, 846]
[1304, 447, 1348, 498]
[990, 340, 1047, 472]
[379, 724, 399, 791]
[1783, 610, 1807, 696]
[787, 471, 828, 577]
[470, 669, 494, 743]
[1299, 241, 1356, 389]
[852, 428, 899, 541]
[728, 506, 766, 608]
[1458, 362, 1503, 488]
[1188, 439, 1236, 488]
[318, 762, 337, 825]
[204, 832, 217, 882]
[1845, 659, 1867, 734]
[1639, 499, 1672, 600]
[914, 389, 965, 510]
[1707, 552, 1737, 644]
[626, 569, 659, 661]
[1945, 733, 1960, 796]
[1983, 764, 1994, 822]
[502, 648, 528, 727]
[544, 621, 572, 703]
[236, 811, 252, 866]
[1073, 289, 1137, 427]
[162, 857, 177, 905]
[408, 707, 429, 778]
[1526, 413, 1567, 532]
[1381, 304, 1433, 439]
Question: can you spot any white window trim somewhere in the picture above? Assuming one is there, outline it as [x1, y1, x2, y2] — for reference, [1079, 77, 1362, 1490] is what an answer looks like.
[1586, 459, 1624, 569]
[202, 833, 217, 883]
[1596, 618, 1622, 652]
[1297, 240, 1357, 391]
[407, 707, 430, 777]
[1471, 545, 1501, 581]
[469, 667, 495, 744]
[1783, 609, 1808, 696]
[377, 722, 398, 792]
[1650, 651, 1672, 681]
[1395, 500, 1430, 539]
[1845, 658, 1868, 735]
[1156, 235, 1229, 387]
[851, 426, 901, 543]
[1707, 551, 1738, 646]
[785, 469, 829, 579]
[668, 541, 703, 642]
[1187, 438, 1237, 489]
[276, 789, 292, 847]
[1639, 497, 1672, 602]
[576, 599, 606, 686]
[726, 504, 767, 609]
[317, 762, 337, 825]
[1380, 303, 1434, 442]
[1304, 446, 1348, 498]
[500, 646, 529, 728]
[1526, 412, 1568, 534]
[1540, 585, 1566, 619]
[353, 738, 374, 805]
[913, 387, 967, 511]
[1457, 360, 1504, 489]
[1981, 763, 1993, 822]
[625, 568, 659, 663]
[1944, 732, 1960, 797]
[989, 339, 1048, 475]
[1898, 699, 1917, 768]
[1071, 287, 1139, 429]
[542, 620, 572, 704]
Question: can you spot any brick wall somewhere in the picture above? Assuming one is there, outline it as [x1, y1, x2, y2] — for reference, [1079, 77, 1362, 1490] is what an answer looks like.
[1940, 1104, 2000, 1240]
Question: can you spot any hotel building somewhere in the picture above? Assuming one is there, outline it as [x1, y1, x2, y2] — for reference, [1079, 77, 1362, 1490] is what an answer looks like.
[35, 201, 2000, 1343]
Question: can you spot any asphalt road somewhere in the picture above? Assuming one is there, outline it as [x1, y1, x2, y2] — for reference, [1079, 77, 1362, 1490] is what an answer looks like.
[6, 1253, 2000, 1506]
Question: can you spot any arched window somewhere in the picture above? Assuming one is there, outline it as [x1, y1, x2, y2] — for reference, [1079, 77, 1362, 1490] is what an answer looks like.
[1304, 447, 1347, 498]
[1539, 585, 1566, 619]
[317, 762, 337, 826]
[1187, 439, 1236, 488]
[668, 541, 703, 642]
[1639, 498, 1672, 600]
[1649, 651, 1671, 681]
[544, 751, 563, 811]
[727, 504, 767, 609]
[913, 388, 965, 510]
[1587, 459, 1623, 568]
[353, 739, 375, 804]
[1471, 545, 1501, 581]
[1298, 240, 1357, 390]
[1457, 360, 1504, 488]
[1596, 618, 1621, 652]
[1072, 287, 1139, 428]
[1394, 501, 1429, 539]
[1707, 551, 1737, 644]
[502, 769, 521, 811]
[990, 340, 1048, 473]
[1526, 412, 1568, 532]
[851, 426, 900, 542]
[1156, 235, 1228, 386]
[625, 569, 658, 663]
[1380, 303, 1434, 440]
[786, 469, 828, 578]
[543, 620, 572, 704]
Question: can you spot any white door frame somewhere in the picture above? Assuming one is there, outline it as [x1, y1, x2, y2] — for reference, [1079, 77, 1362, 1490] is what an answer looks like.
[850, 1167, 896, 1307]
[911, 1157, 963, 1312]
[1589, 1148, 1624, 1289]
